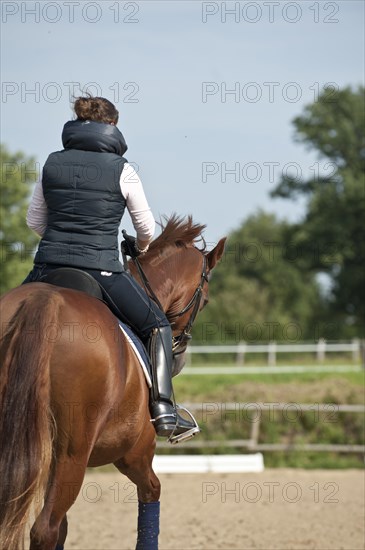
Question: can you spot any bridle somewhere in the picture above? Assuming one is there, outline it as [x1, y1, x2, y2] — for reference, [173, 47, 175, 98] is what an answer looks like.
[169, 254, 208, 355]
[132, 251, 209, 356]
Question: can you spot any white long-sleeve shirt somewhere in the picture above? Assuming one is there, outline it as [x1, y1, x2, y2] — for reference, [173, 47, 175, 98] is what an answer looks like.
[26, 163, 155, 243]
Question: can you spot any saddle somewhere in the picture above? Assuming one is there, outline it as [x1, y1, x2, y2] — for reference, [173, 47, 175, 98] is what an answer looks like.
[42, 267, 152, 387]
[43, 267, 105, 306]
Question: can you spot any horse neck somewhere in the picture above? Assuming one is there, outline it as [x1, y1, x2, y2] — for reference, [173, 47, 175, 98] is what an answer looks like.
[140, 245, 198, 315]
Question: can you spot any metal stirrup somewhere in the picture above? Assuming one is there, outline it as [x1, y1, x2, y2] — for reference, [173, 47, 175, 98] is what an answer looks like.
[167, 407, 200, 445]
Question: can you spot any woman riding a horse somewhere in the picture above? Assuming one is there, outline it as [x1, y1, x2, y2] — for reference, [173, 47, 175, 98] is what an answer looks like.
[0, 96, 226, 549]
[24, 95, 197, 440]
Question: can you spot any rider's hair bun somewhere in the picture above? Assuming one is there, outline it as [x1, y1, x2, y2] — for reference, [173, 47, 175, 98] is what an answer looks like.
[73, 95, 119, 125]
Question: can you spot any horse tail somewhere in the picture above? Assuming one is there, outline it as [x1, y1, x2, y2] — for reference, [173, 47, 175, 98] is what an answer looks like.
[0, 289, 63, 550]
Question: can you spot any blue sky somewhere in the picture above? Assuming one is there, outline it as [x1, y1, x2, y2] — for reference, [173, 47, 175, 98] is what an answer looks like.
[1, 0, 364, 245]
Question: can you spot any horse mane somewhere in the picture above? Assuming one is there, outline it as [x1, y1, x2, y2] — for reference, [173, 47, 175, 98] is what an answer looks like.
[147, 214, 207, 254]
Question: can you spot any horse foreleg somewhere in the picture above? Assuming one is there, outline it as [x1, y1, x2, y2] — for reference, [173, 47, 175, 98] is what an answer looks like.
[114, 435, 161, 550]
[54, 515, 67, 550]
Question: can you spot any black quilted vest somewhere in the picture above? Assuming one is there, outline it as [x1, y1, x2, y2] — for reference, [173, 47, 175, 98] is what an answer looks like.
[34, 120, 128, 272]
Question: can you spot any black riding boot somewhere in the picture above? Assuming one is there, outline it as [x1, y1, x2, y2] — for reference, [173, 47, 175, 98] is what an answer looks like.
[148, 326, 200, 442]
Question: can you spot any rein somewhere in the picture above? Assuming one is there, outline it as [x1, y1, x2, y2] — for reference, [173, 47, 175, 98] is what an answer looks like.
[131, 252, 208, 354]
[131, 256, 164, 312]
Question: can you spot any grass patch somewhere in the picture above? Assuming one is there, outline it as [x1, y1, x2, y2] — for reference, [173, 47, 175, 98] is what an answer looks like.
[174, 370, 365, 401]
[169, 369, 365, 468]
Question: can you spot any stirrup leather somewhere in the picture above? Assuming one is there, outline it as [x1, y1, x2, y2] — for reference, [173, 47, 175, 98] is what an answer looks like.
[167, 407, 200, 445]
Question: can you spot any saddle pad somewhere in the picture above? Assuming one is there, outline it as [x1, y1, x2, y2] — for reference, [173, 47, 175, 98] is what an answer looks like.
[118, 322, 152, 388]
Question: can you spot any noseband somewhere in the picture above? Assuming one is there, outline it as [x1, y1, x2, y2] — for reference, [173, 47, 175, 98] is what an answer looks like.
[132, 252, 208, 355]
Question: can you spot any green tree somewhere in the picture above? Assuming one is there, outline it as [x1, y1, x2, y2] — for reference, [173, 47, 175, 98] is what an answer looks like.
[271, 86, 365, 336]
[193, 211, 322, 344]
[0, 144, 39, 294]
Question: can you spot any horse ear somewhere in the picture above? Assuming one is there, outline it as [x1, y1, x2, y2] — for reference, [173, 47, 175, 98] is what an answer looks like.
[206, 237, 227, 270]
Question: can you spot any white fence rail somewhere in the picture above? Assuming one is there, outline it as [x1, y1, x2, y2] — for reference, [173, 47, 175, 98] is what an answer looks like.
[184, 339, 364, 372]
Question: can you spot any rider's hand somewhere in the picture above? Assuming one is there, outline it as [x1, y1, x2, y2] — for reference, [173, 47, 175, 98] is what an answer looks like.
[121, 230, 141, 258]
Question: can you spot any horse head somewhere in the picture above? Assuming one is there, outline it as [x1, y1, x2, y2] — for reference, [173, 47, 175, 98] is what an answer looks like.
[132, 215, 226, 375]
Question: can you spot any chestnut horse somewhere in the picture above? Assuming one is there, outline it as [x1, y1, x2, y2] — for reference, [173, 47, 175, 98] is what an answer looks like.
[0, 216, 226, 550]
